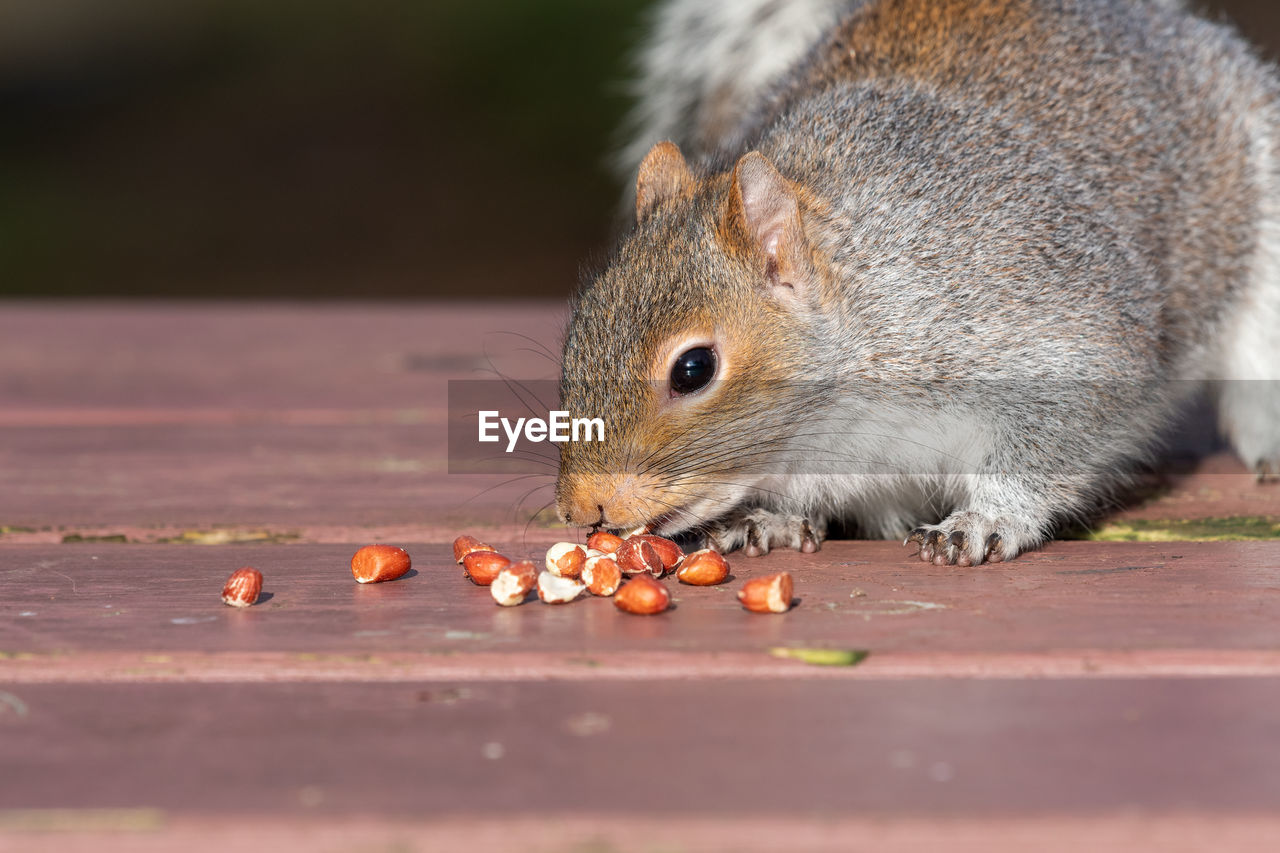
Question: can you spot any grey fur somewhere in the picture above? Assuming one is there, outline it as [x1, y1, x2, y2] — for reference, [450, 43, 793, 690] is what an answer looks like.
[615, 0, 853, 185]
[562, 0, 1280, 564]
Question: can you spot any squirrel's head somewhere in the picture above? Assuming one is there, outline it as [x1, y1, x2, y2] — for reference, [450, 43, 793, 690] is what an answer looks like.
[556, 142, 830, 536]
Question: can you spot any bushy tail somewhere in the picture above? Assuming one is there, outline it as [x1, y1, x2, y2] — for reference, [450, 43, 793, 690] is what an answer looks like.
[614, 0, 850, 179]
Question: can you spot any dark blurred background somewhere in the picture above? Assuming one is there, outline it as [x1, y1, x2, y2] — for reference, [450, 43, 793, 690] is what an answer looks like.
[1, 0, 1276, 300]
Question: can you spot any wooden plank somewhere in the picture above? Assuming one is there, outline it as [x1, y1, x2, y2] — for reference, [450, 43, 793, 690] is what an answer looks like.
[3, 678, 1280, 818]
[3, 814, 1280, 853]
[3, 541, 1280, 664]
[0, 302, 564, 411]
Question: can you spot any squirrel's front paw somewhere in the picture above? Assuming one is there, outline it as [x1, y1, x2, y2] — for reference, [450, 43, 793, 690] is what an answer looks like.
[706, 509, 825, 556]
[904, 512, 1039, 566]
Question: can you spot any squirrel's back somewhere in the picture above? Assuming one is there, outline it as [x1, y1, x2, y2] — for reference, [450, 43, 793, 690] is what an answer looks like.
[626, 0, 1280, 378]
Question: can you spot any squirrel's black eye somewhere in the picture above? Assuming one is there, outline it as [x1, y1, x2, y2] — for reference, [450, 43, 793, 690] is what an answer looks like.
[669, 347, 717, 395]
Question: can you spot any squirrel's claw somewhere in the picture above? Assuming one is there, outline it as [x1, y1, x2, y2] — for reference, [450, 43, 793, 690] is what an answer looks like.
[984, 532, 1005, 563]
[904, 525, 956, 564]
[902, 514, 1034, 566]
[946, 530, 970, 566]
[924, 529, 947, 563]
[800, 520, 821, 553]
[706, 510, 826, 556]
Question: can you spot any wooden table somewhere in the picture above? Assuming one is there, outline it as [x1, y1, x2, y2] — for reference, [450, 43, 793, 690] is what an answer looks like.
[2, 303, 1279, 851]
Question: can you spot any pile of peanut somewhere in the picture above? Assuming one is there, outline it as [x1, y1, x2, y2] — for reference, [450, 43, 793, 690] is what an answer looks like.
[454, 531, 793, 615]
[216, 538, 794, 617]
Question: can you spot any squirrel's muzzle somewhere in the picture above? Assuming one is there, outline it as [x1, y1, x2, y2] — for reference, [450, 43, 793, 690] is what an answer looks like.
[556, 470, 660, 529]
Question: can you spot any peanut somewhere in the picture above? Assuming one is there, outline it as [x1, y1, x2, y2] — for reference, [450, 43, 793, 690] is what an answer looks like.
[737, 572, 794, 613]
[351, 545, 412, 584]
[613, 574, 671, 615]
[545, 542, 588, 579]
[463, 551, 511, 586]
[586, 531, 625, 554]
[221, 567, 262, 607]
[452, 534, 494, 564]
[490, 560, 538, 606]
[676, 548, 729, 586]
[616, 537, 664, 577]
[537, 571, 586, 604]
[582, 553, 622, 596]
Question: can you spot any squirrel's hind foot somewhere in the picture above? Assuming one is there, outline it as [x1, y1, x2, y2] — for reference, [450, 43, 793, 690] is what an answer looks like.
[904, 512, 1038, 566]
[705, 509, 825, 556]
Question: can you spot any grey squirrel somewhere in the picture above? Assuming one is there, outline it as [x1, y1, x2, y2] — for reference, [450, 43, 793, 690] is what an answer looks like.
[555, 0, 1280, 565]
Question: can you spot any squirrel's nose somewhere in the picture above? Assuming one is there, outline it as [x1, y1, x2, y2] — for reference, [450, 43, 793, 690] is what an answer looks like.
[557, 471, 651, 529]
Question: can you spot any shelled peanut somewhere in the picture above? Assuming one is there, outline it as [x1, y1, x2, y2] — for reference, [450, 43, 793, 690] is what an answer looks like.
[614, 573, 670, 615]
[463, 551, 510, 586]
[738, 572, 794, 613]
[221, 567, 263, 607]
[581, 553, 622, 596]
[545, 542, 588, 578]
[490, 560, 538, 606]
[450, 530, 795, 617]
[676, 549, 729, 586]
[351, 545, 412, 584]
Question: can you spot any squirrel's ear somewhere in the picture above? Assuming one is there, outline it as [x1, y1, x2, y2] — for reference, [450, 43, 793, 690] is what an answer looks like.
[725, 151, 812, 303]
[636, 142, 693, 223]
